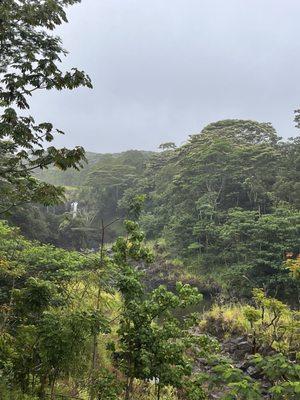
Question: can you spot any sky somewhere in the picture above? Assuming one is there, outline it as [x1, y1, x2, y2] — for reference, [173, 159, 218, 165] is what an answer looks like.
[31, 0, 300, 153]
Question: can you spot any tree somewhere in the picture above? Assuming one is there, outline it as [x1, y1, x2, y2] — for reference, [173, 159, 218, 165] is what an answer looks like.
[159, 142, 177, 150]
[118, 119, 300, 304]
[0, 220, 111, 399]
[110, 218, 204, 400]
[0, 0, 92, 214]
[218, 206, 300, 302]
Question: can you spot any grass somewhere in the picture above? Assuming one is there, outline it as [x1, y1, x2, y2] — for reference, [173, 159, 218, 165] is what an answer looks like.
[200, 301, 300, 356]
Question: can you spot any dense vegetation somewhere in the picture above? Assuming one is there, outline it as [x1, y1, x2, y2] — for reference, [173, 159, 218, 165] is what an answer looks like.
[0, 1, 299, 399]
[21, 120, 300, 305]
[128, 120, 300, 304]
[1, 218, 299, 399]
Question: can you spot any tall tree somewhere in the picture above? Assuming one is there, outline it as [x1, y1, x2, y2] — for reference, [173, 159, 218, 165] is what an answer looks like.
[0, 0, 92, 214]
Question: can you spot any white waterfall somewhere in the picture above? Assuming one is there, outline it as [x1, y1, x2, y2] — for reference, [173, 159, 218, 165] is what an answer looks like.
[71, 202, 78, 218]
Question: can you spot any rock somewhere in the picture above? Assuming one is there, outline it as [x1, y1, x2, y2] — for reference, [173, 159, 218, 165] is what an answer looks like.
[246, 365, 262, 379]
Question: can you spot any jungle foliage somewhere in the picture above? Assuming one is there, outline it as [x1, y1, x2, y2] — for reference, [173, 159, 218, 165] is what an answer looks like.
[0, 219, 299, 399]
[1, 1, 299, 399]
[0, 0, 91, 215]
[25, 119, 300, 303]
[120, 120, 300, 303]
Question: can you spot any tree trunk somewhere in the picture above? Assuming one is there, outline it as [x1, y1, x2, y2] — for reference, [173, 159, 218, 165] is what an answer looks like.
[157, 383, 161, 400]
[50, 376, 56, 400]
[125, 376, 134, 400]
[89, 220, 105, 400]
[89, 218, 119, 399]
[38, 375, 47, 400]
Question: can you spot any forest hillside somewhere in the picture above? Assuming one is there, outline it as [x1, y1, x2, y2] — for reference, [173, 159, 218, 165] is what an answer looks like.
[0, 1, 299, 399]
[13, 120, 300, 305]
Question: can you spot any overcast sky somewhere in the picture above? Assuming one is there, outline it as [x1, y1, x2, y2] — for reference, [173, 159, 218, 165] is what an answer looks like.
[31, 0, 300, 153]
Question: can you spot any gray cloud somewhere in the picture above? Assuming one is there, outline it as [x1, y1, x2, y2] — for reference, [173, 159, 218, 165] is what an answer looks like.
[30, 0, 300, 152]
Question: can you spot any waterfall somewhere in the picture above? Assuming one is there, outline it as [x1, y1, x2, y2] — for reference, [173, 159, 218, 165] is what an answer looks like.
[71, 202, 78, 218]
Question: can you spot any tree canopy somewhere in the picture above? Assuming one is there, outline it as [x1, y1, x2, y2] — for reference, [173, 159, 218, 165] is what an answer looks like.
[0, 0, 92, 214]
